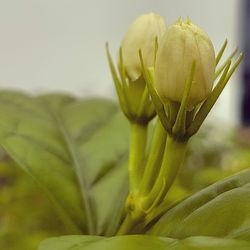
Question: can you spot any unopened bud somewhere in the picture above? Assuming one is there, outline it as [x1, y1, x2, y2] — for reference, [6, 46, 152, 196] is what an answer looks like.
[155, 19, 216, 106]
[121, 13, 166, 81]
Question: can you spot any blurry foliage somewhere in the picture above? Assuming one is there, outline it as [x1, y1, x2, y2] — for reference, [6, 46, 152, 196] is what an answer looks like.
[183, 125, 250, 189]
[0, 117, 250, 249]
[0, 152, 67, 250]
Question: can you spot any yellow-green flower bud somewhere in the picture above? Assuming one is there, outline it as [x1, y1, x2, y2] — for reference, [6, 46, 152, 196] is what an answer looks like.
[121, 13, 166, 81]
[155, 19, 216, 106]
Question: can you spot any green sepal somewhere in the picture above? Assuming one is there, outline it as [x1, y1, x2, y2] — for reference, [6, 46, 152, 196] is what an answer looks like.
[139, 49, 171, 132]
[215, 39, 227, 65]
[106, 43, 130, 117]
[107, 44, 155, 124]
[216, 47, 238, 78]
[172, 61, 196, 139]
[188, 53, 243, 137]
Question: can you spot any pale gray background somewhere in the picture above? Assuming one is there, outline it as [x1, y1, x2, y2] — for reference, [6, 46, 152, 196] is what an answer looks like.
[0, 0, 242, 125]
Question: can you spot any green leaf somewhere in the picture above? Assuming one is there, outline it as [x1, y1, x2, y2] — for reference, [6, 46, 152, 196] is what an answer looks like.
[175, 236, 250, 250]
[39, 235, 176, 250]
[149, 169, 250, 240]
[39, 235, 250, 250]
[0, 91, 129, 235]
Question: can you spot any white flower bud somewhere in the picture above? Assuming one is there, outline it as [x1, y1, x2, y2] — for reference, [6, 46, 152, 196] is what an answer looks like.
[121, 13, 166, 81]
[155, 19, 216, 106]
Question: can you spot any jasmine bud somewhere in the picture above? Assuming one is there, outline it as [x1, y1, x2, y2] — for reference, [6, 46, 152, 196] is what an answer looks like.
[155, 19, 216, 106]
[121, 13, 166, 81]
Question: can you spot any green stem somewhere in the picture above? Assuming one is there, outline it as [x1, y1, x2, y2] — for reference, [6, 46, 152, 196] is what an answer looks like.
[117, 214, 136, 235]
[139, 119, 166, 195]
[146, 136, 188, 208]
[128, 122, 148, 192]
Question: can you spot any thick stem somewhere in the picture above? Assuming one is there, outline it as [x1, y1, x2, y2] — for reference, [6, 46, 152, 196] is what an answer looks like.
[128, 122, 148, 192]
[117, 192, 146, 235]
[139, 119, 166, 195]
[119, 136, 187, 235]
[117, 214, 136, 235]
[146, 136, 188, 208]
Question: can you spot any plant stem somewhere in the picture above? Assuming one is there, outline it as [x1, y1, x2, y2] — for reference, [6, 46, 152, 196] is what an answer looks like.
[139, 119, 166, 195]
[117, 214, 135, 235]
[118, 135, 187, 235]
[128, 122, 148, 192]
[146, 136, 188, 208]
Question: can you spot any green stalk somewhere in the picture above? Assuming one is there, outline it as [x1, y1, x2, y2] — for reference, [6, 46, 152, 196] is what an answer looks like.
[117, 214, 136, 235]
[128, 122, 148, 192]
[146, 136, 188, 208]
[139, 119, 166, 195]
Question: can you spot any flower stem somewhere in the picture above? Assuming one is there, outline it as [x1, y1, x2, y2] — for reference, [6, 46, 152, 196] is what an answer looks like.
[139, 119, 166, 195]
[146, 136, 188, 208]
[128, 122, 148, 192]
[117, 214, 136, 235]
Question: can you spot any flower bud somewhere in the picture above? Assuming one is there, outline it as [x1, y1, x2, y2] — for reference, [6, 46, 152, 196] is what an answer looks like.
[155, 19, 216, 106]
[121, 13, 166, 81]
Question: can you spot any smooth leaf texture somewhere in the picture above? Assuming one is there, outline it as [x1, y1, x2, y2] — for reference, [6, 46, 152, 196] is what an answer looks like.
[149, 169, 250, 240]
[0, 91, 129, 235]
[39, 235, 250, 250]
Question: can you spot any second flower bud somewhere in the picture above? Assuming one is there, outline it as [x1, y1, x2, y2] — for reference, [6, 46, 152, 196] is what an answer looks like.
[121, 13, 166, 81]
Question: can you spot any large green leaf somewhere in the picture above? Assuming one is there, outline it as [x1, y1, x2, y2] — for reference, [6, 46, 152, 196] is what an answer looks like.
[175, 236, 250, 250]
[39, 235, 250, 250]
[149, 169, 250, 240]
[0, 91, 129, 235]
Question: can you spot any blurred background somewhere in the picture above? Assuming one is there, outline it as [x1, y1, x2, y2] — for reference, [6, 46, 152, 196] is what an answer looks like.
[0, 0, 249, 249]
[0, 0, 243, 125]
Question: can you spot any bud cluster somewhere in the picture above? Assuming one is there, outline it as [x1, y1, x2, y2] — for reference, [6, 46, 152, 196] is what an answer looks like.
[136, 15, 242, 140]
[107, 13, 242, 139]
[107, 13, 243, 235]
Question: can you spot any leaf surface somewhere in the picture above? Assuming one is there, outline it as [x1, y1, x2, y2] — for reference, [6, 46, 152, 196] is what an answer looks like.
[39, 235, 250, 250]
[150, 169, 250, 240]
[0, 91, 129, 234]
